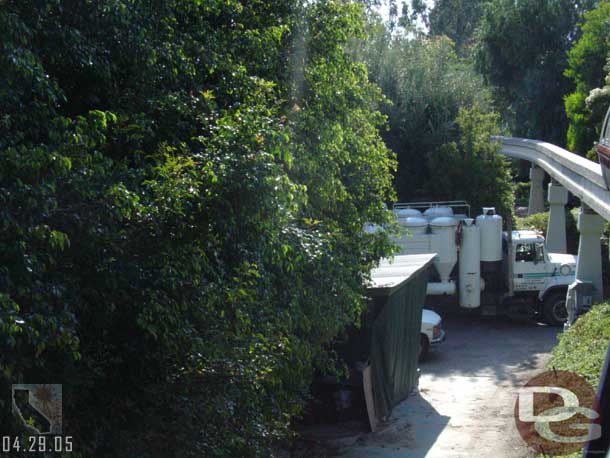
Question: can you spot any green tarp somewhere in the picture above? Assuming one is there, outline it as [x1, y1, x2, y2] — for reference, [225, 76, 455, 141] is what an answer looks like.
[369, 269, 428, 419]
[333, 254, 433, 423]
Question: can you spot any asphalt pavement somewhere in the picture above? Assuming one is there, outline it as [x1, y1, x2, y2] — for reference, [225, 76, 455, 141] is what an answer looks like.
[336, 312, 560, 458]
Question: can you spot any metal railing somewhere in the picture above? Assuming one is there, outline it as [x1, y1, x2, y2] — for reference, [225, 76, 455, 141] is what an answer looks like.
[393, 200, 471, 217]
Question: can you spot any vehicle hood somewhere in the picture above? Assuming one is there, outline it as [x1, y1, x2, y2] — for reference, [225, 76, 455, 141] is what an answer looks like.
[422, 309, 441, 326]
[547, 252, 577, 266]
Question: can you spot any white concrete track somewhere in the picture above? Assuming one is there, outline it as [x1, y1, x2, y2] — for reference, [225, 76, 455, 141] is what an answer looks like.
[493, 136, 610, 221]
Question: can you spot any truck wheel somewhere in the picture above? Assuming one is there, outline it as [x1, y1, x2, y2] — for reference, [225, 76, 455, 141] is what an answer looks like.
[543, 292, 568, 326]
[419, 334, 430, 360]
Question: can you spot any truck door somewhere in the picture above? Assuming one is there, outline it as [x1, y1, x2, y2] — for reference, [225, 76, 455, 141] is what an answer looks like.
[513, 242, 549, 292]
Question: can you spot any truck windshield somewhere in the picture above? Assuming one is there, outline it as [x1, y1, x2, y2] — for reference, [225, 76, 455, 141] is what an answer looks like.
[515, 242, 545, 263]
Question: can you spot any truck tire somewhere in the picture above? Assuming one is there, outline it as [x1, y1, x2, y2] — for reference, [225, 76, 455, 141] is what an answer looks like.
[419, 334, 430, 360]
[543, 292, 568, 326]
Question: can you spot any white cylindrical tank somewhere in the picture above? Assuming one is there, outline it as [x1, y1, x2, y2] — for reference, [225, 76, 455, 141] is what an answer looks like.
[363, 223, 382, 234]
[476, 207, 503, 262]
[396, 208, 422, 219]
[430, 217, 458, 282]
[459, 219, 481, 309]
[401, 216, 428, 235]
[424, 206, 454, 219]
[427, 281, 456, 295]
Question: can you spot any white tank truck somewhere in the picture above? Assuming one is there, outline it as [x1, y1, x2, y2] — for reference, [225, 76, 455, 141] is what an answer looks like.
[380, 201, 577, 325]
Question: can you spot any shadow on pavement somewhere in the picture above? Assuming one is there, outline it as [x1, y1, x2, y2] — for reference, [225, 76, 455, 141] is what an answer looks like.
[421, 311, 560, 387]
[338, 391, 450, 458]
[302, 309, 560, 458]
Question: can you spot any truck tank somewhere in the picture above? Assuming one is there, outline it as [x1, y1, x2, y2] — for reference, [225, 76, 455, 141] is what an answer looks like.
[396, 208, 423, 219]
[394, 217, 430, 255]
[429, 217, 458, 284]
[397, 208, 423, 227]
[459, 219, 481, 308]
[424, 206, 454, 219]
[400, 216, 428, 235]
[476, 207, 503, 292]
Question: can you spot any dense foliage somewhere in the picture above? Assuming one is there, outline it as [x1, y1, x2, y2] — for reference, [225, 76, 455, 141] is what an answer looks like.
[474, 0, 597, 145]
[428, 0, 488, 55]
[587, 61, 610, 110]
[4, 0, 608, 456]
[357, 25, 514, 217]
[564, 1, 610, 156]
[426, 108, 514, 217]
[0, 1, 396, 456]
[547, 302, 610, 458]
[513, 182, 531, 207]
[548, 301, 610, 386]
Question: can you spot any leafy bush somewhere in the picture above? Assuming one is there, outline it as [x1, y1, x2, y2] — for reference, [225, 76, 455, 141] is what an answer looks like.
[514, 182, 531, 208]
[425, 107, 515, 218]
[539, 219, 610, 458]
[548, 302, 610, 386]
[515, 211, 579, 236]
[545, 302, 609, 458]
[587, 57, 610, 101]
[516, 212, 551, 232]
[515, 210, 579, 253]
[563, 2, 610, 155]
[0, 1, 396, 457]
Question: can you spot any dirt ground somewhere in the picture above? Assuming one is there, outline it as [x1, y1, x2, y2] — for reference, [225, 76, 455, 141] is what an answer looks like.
[332, 312, 560, 458]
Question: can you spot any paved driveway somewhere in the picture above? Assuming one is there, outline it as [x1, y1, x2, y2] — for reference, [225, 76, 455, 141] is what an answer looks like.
[337, 313, 560, 458]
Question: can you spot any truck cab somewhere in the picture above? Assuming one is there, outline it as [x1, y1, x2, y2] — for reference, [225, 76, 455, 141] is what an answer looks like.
[505, 230, 577, 324]
[384, 202, 577, 326]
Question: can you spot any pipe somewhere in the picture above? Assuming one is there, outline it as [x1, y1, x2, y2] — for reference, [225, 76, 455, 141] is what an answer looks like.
[506, 210, 514, 297]
[459, 218, 481, 308]
[427, 281, 457, 296]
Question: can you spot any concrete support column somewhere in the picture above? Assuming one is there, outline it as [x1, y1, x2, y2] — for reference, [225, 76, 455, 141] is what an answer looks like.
[575, 205, 605, 302]
[546, 182, 568, 253]
[528, 165, 545, 215]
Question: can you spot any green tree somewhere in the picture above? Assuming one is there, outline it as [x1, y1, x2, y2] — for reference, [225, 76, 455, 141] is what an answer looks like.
[426, 107, 514, 218]
[474, 0, 597, 145]
[358, 29, 511, 214]
[586, 59, 610, 112]
[0, 1, 396, 456]
[429, 0, 489, 55]
[564, 1, 610, 155]
[398, 0, 430, 35]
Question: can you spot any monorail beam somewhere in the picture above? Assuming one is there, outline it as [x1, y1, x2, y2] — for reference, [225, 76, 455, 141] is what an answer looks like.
[493, 136, 610, 222]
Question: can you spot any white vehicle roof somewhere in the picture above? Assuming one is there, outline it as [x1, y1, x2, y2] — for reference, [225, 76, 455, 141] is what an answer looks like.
[422, 309, 441, 326]
[505, 230, 545, 244]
